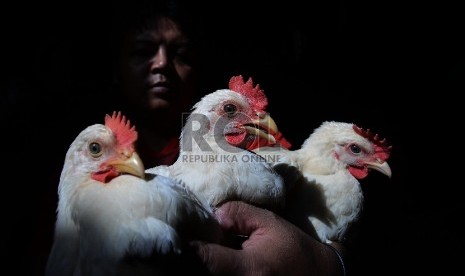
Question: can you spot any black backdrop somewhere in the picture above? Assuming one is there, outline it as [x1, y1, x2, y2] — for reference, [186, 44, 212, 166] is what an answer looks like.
[2, 1, 463, 275]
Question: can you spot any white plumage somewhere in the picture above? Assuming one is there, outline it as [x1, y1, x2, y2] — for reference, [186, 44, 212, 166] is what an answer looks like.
[147, 76, 285, 210]
[254, 121, 392, 243]
[46, 112, 221, 276]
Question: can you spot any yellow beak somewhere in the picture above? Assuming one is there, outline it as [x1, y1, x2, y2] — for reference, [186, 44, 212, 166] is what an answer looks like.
[108, 151, 145, 179]
[244, 113, 279, 144]
[365, 161, 392, 178]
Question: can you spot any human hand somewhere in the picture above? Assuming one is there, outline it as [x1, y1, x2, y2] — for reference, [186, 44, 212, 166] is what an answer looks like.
[190, 201, 345, 276]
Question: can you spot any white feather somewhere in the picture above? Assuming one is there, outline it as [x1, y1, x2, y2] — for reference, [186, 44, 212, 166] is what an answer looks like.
[147, 89, 285, 209]
[46, 123, 221, 276]
[254, 121, 390, 243]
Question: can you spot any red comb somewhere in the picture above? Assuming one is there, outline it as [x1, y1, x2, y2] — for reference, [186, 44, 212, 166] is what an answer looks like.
[105, 111, 138, 148]
[353, 124, 392, 161]
[228, 75, 268, 111]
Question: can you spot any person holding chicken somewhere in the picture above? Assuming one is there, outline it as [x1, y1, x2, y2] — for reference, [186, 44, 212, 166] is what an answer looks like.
[106, 0, 347, 275]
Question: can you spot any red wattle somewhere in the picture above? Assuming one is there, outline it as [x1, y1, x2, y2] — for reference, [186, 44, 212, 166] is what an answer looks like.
[348, 166, 369, 179]
[91, 168, 121, 183]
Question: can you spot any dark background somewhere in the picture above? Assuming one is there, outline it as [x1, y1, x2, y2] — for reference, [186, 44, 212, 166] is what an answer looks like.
[1, 1, 463, 275]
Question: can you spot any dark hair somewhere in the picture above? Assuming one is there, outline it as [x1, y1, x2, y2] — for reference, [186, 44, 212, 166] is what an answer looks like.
[112, 0, 204, 50]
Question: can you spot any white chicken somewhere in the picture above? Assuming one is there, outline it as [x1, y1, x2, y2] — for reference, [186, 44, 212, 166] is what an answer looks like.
[147, 75, 285, 210]
[45, 111, 222, 276]
[254, 121, 392, 244]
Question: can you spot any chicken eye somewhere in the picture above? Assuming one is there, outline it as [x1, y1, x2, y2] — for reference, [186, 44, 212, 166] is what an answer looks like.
[223, 104, 237, 117]
[349, 144, 362, 154]
[89, 142, 103, 157]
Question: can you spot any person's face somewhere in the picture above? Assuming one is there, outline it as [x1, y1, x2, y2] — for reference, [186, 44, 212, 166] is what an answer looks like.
[119, 17, 196, 115]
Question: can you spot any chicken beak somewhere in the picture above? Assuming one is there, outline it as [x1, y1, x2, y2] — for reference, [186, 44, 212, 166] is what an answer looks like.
[244, 113, 278, 144]
[108, 151, 145, 179]
[365, 161, 392, 178]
